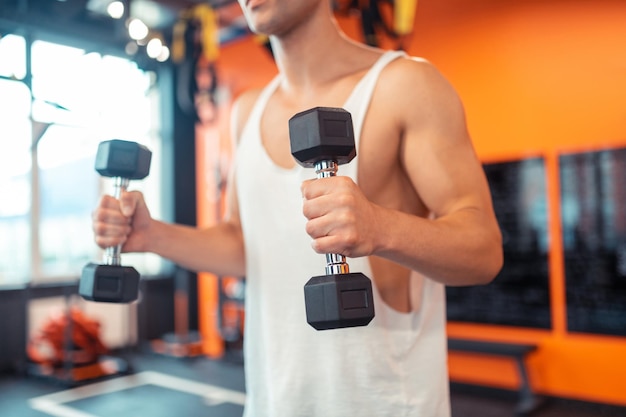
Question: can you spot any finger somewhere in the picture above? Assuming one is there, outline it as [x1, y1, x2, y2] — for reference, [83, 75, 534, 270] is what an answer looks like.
[93, 214, 131, 237]
[306, 210, 358, 239]
[94, 195, 130, 225]
[302, 193, 336, 220]
[301, 177, 339, 200]
[92, 205, 130, 226]
[304, 215, 332, 240]
[300, 179, 317, 200]
[93, 220, 130, 249]
[304, 176, 358, 201]
[93, 217, 131, 235]
[99, 194, 121, 209]
[310, 235, 350, 256]
[94, 234, 127, 250]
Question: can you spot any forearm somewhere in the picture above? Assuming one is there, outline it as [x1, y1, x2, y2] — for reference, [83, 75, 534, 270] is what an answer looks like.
[142, 220, 246, 277]
[375, 205, 503, 286]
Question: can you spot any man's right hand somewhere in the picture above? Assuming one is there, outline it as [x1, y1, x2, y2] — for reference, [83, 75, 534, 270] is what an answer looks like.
[92, 191, 152, 253]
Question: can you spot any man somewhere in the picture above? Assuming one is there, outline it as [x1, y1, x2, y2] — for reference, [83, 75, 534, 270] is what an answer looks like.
[93, 0, 503, 415]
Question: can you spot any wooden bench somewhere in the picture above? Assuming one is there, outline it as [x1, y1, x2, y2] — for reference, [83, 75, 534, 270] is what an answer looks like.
[448, 338, 544, 416]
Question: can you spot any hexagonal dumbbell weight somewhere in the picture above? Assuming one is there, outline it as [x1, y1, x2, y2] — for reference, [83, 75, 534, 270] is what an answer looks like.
[79, 139, 152, 303]
[289, 107, 375, 330]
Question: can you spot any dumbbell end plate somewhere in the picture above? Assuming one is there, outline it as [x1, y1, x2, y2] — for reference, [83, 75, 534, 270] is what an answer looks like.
[79, 263, 140, 303]
[304, 272, 375, 331]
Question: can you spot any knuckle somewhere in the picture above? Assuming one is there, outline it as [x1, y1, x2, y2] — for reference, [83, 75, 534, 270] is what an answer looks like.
[336, 192, 355, 208]
[94, 236, 109, 249]
[311, 239, 324, 254]
[304, 221, 316, 237]
[337, 176, 354, 190]
[302, 201, 313, 219]
[338, 209, 356, 227]
[337, 224, 360, 252]
[92, 209, 104, 221]
[101, 194, 117, 208]
[93, 222, 107, 235]
[345, 231, 359, 249]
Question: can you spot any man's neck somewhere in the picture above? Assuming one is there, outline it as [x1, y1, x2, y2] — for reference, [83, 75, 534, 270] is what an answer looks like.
[269, 16, 357, 92]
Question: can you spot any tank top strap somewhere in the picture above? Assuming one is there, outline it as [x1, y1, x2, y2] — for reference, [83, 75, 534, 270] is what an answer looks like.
[241, 75, 282, 140]
[344, 50, 407, 149]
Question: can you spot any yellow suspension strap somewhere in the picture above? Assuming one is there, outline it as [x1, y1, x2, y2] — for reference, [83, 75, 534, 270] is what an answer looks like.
[394, 0, 418, 36]
[171, 4, 220, 64]
[193, 4, 220, 63]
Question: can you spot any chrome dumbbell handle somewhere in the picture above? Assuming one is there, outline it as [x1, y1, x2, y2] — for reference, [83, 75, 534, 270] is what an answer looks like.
[104, 176, 130, 266]
[314, 160, 351, 276]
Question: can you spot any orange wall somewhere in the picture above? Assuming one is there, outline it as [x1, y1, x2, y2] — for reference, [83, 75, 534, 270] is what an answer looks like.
[408, 0, 626, 161]
[198, 0, 626, 406]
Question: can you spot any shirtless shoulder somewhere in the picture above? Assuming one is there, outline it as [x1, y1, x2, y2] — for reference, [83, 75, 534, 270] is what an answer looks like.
[360, 55, 468, 213]
[370, 55, 459, 135]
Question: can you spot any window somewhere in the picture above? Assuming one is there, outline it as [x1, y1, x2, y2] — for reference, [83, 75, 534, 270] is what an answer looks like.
[0, 36, 165, 287]
[446, 158, 551, 329]
[0, 33, 26, 79]
[561, 148, 626, 336]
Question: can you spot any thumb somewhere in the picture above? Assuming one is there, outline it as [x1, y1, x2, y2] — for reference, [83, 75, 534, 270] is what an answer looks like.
[119, 191, 141, 217]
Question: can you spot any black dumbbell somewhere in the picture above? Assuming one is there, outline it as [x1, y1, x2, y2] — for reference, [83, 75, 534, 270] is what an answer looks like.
[79, 139, 152, 303]
[289, 107, 375, 330]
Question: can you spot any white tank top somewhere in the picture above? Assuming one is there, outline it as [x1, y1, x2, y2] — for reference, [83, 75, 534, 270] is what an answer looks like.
[235, 50, 451, 417]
